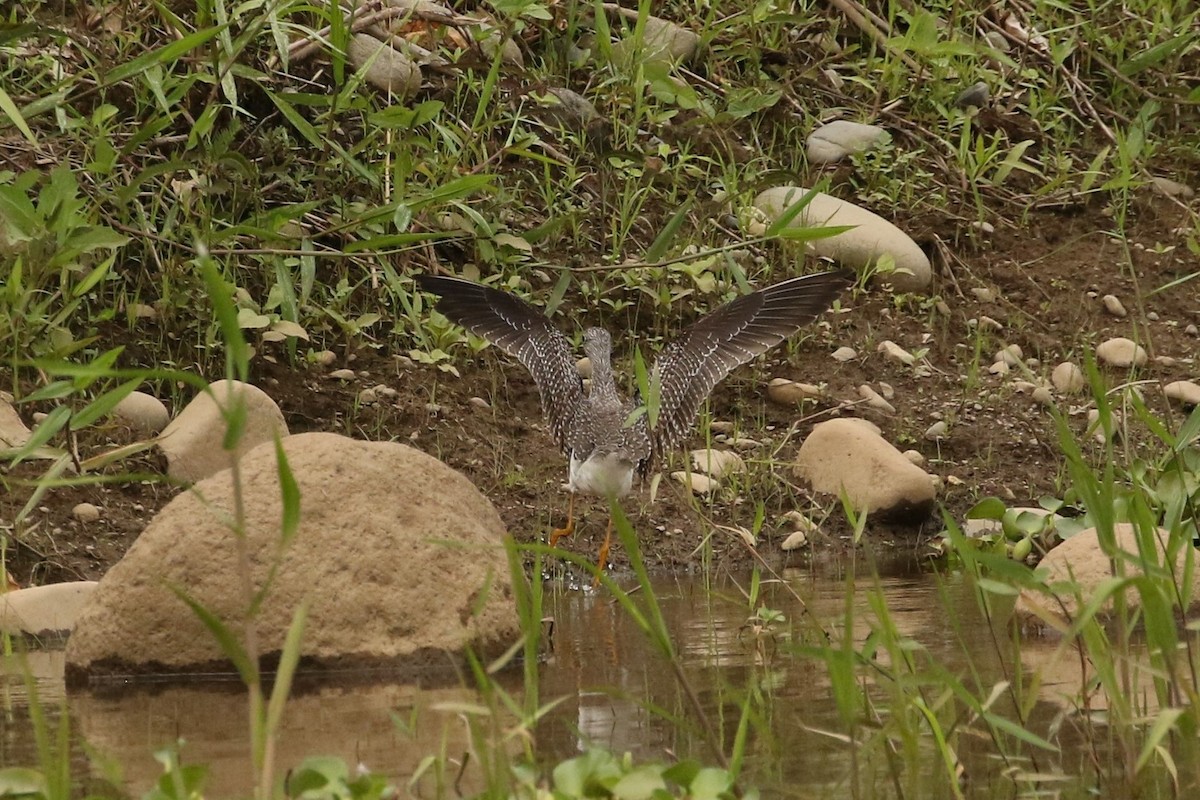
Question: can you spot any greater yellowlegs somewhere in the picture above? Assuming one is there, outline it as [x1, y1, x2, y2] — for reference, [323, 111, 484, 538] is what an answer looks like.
[416, 269, 852, 572]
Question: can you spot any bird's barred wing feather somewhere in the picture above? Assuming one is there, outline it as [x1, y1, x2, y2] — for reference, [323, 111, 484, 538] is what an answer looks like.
[416, 275, 583, 454]
[647, 269, 853, 464]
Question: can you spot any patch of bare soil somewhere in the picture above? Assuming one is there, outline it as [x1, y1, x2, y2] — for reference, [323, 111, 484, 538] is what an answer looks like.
[3, 199, 1197, 587]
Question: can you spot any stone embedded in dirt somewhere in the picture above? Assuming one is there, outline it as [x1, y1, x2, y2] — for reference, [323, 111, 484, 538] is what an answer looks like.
[314, 350, 337, 367]
[924, 421, 948, 441]
[1150, 176, 1195, 199]
[995, 344, 1023, 366]
[1164, 380, 1200, 408]
[970, 221, 995, 236]
[1051, 362, 1086, 394]
[347, 34, 420, 97]
[858, 384, 895, 413]
[793, 418, 937, 522]
[65, 432, 517, 682]
[779, 510, 817, 534]
[1185, 324, 1199, 337]
[0, 397, 31, 448]
[611, 15, 700, 65]
[971, 287, 996, 303]
[767, 377, 823, 405]
[158, 380, 289, 484]
[1, 581, 98, 638]
[1015, 523, 1200, 631]
[753, 187, 931, 291]
[878, 382, 895, 400]
[805, 120, 889, 165]
[831, 346, 857, 362]
[730, 437, 764, 451]
[72, 503, 101, 523]
[1096, 337, 1147, 368]
[671, 471, 718, 495]
[110, 391, 170, 437]
[877, 340, 915, 365]
[1101, 294, 1127, 318]
[954, 81, 990, 109]
[689, 448, 746, 479]
[328, 368, 357, 380]
[978, 315, 1003, 331]
[358, 387, 379, 405]
[780, 529, 809, 550]
[468, 396, 491, 410]
[988, 361, 1010, 376]
[709, 420, 735, 434]
[1031, 386, 1054, 407]
[902, 449, 925, 465]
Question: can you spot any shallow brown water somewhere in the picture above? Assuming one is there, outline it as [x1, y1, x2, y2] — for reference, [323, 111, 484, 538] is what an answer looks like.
[0, 558, 1132, 798]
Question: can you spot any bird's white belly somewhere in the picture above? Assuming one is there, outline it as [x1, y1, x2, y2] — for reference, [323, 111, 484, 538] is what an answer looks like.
[569, 452, 636, 498]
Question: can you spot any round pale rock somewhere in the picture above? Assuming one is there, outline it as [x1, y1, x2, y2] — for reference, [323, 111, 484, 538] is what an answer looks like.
[65, 432, 517, 682]
[1096, 337, 1147, 368]
[831, 346, 857, 362]
[1031, 387, 1054, 406]
[1101, 295, 1127, 318]
[995, 344, 1023, 366]
[72, 502, 101, 523]
[877, 340, 915, 365]
[1150, 177, 1195, 198]
[767, 378, 823, 405]
[1164, 380, 1200, 408]
[1, 582, 98, 637]
[924, 421, 948, 441]
[1051, 362, 1085, 394]
[158, 380, 289, 484]
[780, 529, 809, 550]
[858, 384, 895, 413]
[689, 448, 746, 479]
[754, 187, 931, 291]
[806, 121, 889, 165]
[1015, 523, 1200, 631]
[110, 391, 169, 436]
[793, 418, 937, 522]
[348, 34, 420, 97]
[0, 396, 31, 448]
[612, 15, 699, 64]
[671, 471, 718, 495]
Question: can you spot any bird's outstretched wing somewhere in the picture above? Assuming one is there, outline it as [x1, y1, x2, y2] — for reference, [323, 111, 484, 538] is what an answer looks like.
[416, 275, 583, 454]
[647, 269, 853, 464]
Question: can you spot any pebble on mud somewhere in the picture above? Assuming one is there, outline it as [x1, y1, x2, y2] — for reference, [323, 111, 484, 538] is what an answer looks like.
[877, 340, 916, 366]
[1096, 337, 1147, 368]
[780, 529, 809, 550]
[1101, 295, 1127, 318]
[924, 421, 948, 441]
[995, 345, 1023, 366]
[73, 503, 101, 523]
[831, 346, 857, 362]
[1051, 362, 1085, 394]
[1164, 381, 1200, 408]
[858, 384, 895, 413]
[767, 378, 824, 405]
[672, 471, 718, 495]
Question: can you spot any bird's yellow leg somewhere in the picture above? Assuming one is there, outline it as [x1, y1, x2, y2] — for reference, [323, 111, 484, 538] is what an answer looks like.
[593, 515, 613, 587]
[549, 493, 575, 548]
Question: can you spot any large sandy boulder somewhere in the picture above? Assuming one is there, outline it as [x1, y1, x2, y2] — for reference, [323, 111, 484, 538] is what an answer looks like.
[66, 432, 518, 683]
[1015, 523, 1200, 632]
[158, 379, 289, 483]
[793, 418, 936, 522]
[754, 186, 931, 291]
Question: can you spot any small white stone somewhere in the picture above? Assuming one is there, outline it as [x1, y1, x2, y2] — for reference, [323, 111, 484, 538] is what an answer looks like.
[767, 378, 824, 405]
[978, 315, 1003, 331]
[780, 529, 809, 550]
[1102, 295, 1127, 318]
[995, 345, 1023, 366]
[357, 387, 378, 405]
[1146, 311, 1159, 322]
[72, 503, 101, 523]
[469, 396, 491, 410]
[709, 421, 736, 434]
[902, 449, 925, 465]
[1164, 381, 1200, 408]
[689, 448, 746, 479]
[858, 385, 895, 413]
[314, 350, 337, 367]
[1186, 324, 1198, 337]
[925, 421, 948, 441]
[988, 361, 1010, 376]
[831, 346, 857, 362]
[971, 287, 996, 303]
[1031, 387, 1054, 406]
[671, 471, 718, 495]
[575, 357, 592, 378]
[1096, 337, 1147, 368]
[730, 437, 763, 451]
[877, 340, 915, 366]
[878, 382, 895, 400]
[1051, 362, 1085, 394]
[328, 368, 357, 380]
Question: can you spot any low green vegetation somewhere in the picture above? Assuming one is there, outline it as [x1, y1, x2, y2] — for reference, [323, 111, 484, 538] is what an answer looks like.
[2, 0, 1199, 797]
